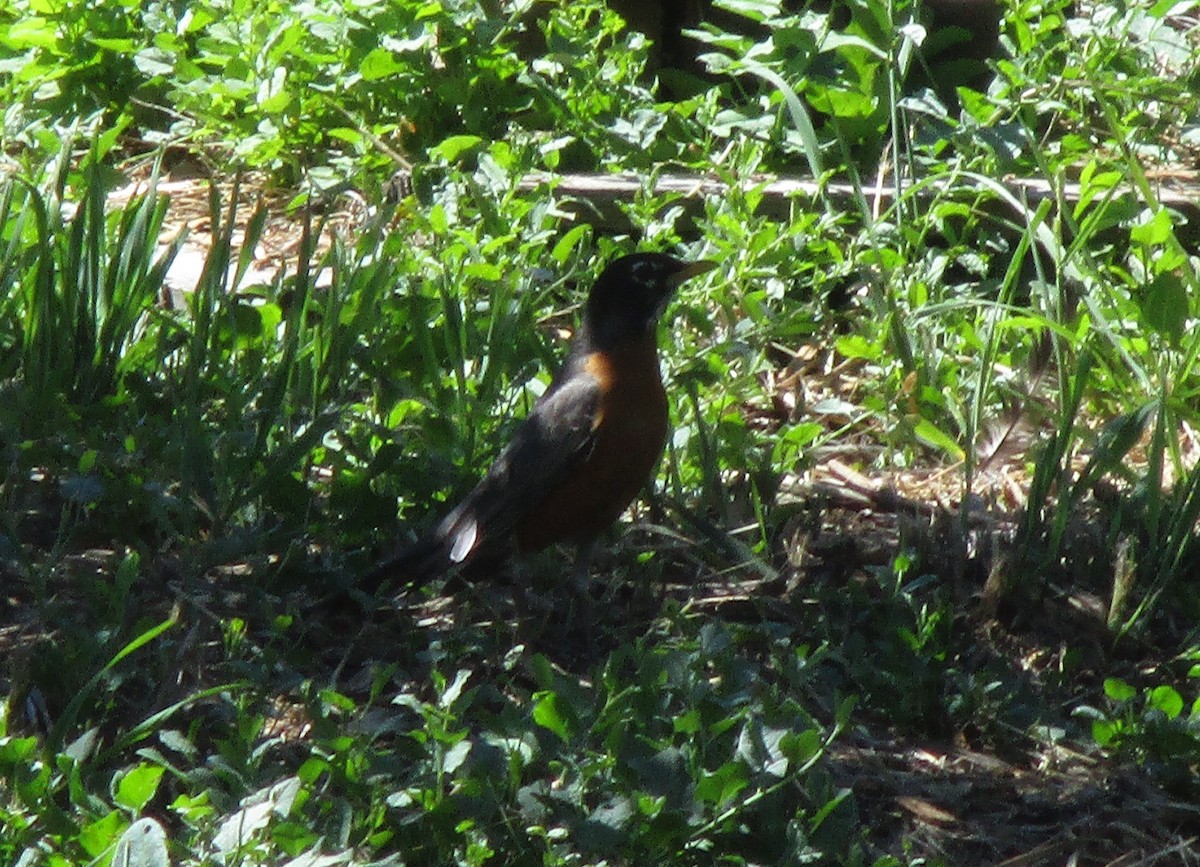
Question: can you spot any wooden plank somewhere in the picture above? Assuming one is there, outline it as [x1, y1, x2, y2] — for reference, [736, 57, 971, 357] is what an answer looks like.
[517, 172, 1200, 243]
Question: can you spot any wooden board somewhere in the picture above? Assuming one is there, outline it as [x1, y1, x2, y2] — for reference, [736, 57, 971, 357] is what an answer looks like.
[517, 171, 1200, 247]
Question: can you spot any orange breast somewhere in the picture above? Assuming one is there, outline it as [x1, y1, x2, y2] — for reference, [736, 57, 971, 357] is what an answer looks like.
[515, 339, 668, 552]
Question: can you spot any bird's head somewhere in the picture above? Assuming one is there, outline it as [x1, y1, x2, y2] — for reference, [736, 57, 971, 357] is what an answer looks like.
[582, 253, 716, 348]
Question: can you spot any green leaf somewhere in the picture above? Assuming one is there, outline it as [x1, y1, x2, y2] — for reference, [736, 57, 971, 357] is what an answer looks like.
[0, 737, 39, 764]
[327, 127, 364, 146]
[89, 36, 136, 52]
[115, 551, 140, 598]
[820, 31, 889, 58]
[429, 203, 448, 234]
[430, 135, 483, 164]
[1104, 678, 1136, 702]
[114, 764, 165, 811]
[360, 47, 404, 81]
[7, 18, 59, 50]
[780, 728, 822, 765]
[319, 689, 357, 712]
[1091, 718, 1121, 747]
[695, 761, 749, 805]
[79, 811, 126, 858]
[387, 398, 425, 426]
[835, 334, 880, 361]
[809, 786, 853, 834]
[48, 614, 177, 754]
[835, 694, 857, 730]
[807, 82, 877, 119]
[1130, 208, 1173, 246]
[463, 262, 502, 281]
[912, 417, 965, 461]
[551, 225, 590, 263]
[712, 0, 784, 22]
[1149, 685, 1184, 719]
[1077, 403, 1156, 493]
[532, 691, 571, 741]
[1140, 272, 1187, 345]
[636, 793, 664, 818]
[772, 421, 822, 468]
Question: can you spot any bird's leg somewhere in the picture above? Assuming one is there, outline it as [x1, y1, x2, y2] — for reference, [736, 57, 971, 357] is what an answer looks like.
[563, 538, 600, 641]
[510, 557, 532, 627]
[569, 538, 598, 598]
[514, 547, 576, 622]
[514, 540, 596, 609]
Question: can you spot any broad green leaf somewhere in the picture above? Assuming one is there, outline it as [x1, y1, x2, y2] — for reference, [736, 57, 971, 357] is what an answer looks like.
[463, 262, 502, 281]
[551, 225, 590, 263]
[773, 421, 822, 467]
[835, 334, 880, 361]
[913, 417, 965, 461]
[89, 36, 136, 51]
[327, 127, 364, 146]
[673, 710, 701, 735]
[7, 18, 59, 49]
[820, 31, 889, 58]
[0, 736, 39, 763]
[713, 0, 783, 22]
[1130, 208, 1173, 246]
[695, 762, 749, 806]
[532, 691, 570, 741]
[781, 728, 822, 765]
[1104, 678, 1136, 702]
[360, 47, 404, 81]
[1091, 718, 1120, 747]
[835, 694, 857, 730]
[79, 811, 126, 858]
[1149, 685, 1184, 719]
[430, 135, 483, 164]
[429, 203, 449, 234]
[114, 764, 165, 811]
[1140, 272, 1187, 345]
[807, 83, 877, 119]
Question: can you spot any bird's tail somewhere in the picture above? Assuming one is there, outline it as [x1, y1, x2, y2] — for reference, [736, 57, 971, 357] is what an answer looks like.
[357, 534, 449, 597]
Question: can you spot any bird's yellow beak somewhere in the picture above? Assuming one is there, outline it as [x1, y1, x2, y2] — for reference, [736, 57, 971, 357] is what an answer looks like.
[668, 259, 718, 288]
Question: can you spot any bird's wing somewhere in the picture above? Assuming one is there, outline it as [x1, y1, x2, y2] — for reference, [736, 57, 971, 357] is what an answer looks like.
[435, 367, 603, 563]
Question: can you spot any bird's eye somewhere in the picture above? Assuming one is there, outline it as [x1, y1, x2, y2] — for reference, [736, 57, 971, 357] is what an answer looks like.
[630, 260, 659, 285]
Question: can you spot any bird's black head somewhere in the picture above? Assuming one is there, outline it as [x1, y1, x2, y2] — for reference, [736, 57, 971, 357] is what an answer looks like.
[582, 253, 716, 349]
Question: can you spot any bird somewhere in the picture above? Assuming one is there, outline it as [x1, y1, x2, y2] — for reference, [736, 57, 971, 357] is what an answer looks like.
[362, 252, 717, 594]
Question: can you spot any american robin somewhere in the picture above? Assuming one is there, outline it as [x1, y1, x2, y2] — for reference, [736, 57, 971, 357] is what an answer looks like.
[364, 252, 716, 591]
